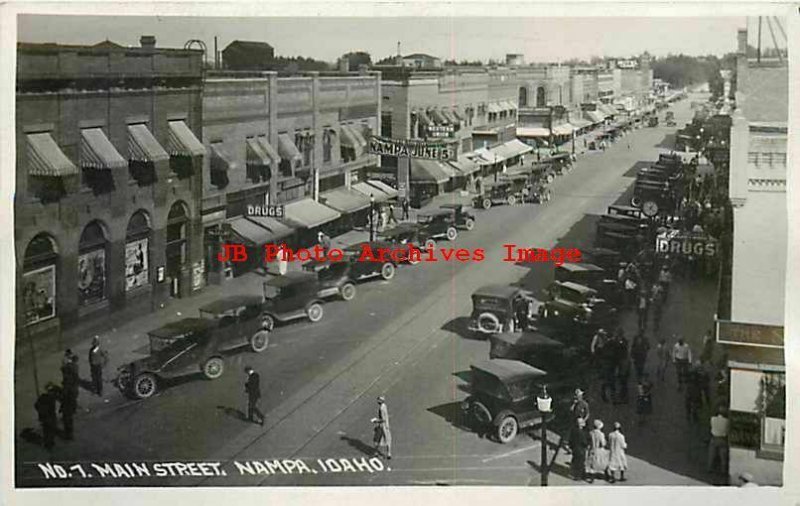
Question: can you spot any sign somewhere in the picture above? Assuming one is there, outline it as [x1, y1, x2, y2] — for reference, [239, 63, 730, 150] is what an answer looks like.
[368, 135, 453, 161]
[247, 204, 284, 218]
[427, 124, 455, 138]
[655, 231, 718, 257]
[125, 238, 149, 292]
[192, 260, 205, 292]
[78, 249, 106, 306]
[157, 266, 165, 283]
[22, 264, 56, 326]
[717, 320, 784, 347]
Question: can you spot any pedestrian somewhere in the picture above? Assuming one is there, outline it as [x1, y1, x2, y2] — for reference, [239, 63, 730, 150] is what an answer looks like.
[630, 335, 650, 381]
[650, 282, 665, 330]
[600, 339, 618, 403]
[700, 329, 715, 363]
[707, 407, 729, 475]
[636, 290, 650, 332]
[696, 360, 713, 408]
[35, 383, 59, 450]
[61, 352, 80, 402]
[636, 375, 653, 425]
[387, 205, 398, 226]
[568, 417, 589, 481]
[738, 472, 758, 488]
[513, 295, 529, 332]
[570, 388, 590, 422]
[88, 336, 108, 396]
[672, 337, 692, 390]
[585, 419, 610, 483]
[684, 363, 703, 423]
[615, 332, 630, 404]
[244, 366, 264, 426]
[590, 328, 608, 372]
[317, 231, 331, 254]
[607, 422, 628, 483]
[401, 197, 410, 220]
[624, 274, 638, 308]
[59, 382, 77, 440]
[656, 338, 670, 381]
[372, 396, 392, 459]
[658, 265, 673, 301]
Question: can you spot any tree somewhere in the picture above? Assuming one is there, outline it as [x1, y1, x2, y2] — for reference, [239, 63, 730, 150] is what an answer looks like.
[341, 51, 372, 71]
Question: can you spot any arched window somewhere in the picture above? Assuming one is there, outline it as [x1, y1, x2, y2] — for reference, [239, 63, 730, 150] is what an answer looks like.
[22, 233, 58, 325]
[78, 221, 108, 306]
[125, 210, 151, 292]
[519, 87, 528, 107]
[166, 202, 189, 279]
[536, 86, 546, 107]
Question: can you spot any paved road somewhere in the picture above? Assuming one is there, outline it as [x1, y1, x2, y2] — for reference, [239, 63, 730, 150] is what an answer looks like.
[16, 95, 705, 487]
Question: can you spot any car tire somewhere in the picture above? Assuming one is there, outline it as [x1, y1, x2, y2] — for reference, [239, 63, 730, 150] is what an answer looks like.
[496, 415, 519, 444]
[261, 315, 275, 332]
[250, 331, 269, 353]
[482, 198, 492, 210]
[202, 357, 225, 380]
[464, 218, 475, 231]
[425, 239, 436, 251]
[547, 174, 554, 184]
[477, 312, 502, 334]
[446, 227, 458, 241]
[472, 401, 492, 426]
[507, 195, 516, 206]
[340, 283, 357, 301]
[306, 302, 324, 322]
[132, 373, 158, 399]
[380, 262, 396, 280]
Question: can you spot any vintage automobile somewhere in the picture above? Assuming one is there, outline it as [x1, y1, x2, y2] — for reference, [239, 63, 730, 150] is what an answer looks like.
[648, 116, 659, 127]
[503, 167, 552, 204]
[380, 222, 435, 260]
[417, 208, 460, 241]
[595, 227, 646, 258]
[116, 318, 228, 399]
[343, 241, 400, 280]
[488, 331, 591, 385]
[261, 271, 326, 330]
[460, 359, 561, 443]
[541, 281, 616, 329]
[530, 161, 558, 184]
[548, 262, 619, 303]
[474, 180, 517, 210]
[582, 247, 623, 269]
[439, 203, 476, 231]
[302, 259, 358, 301]
[596, 218, 647, 240]
[468, 284, 544, 336]
[499, 173, 531, 201]
[197, 295, 272, 353]
[548, 152, 573, 176]
[607, 204, 644, 220]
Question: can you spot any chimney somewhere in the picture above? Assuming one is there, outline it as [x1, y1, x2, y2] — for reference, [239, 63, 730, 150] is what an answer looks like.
[140, 35, 156, 50]
[737, 28, 748, 55]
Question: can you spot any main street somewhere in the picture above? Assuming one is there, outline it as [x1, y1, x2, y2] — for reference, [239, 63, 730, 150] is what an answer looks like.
[17, 96, 702, 488]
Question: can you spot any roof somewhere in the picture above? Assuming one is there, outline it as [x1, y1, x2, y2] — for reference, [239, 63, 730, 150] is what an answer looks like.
[380, 223, 421, 237]
[403, 53, 439, 60]
[473, 284, 520, 299]
[224, 40, 274, 51]
[199, 295, 264, 314]
[265, 271, 318, 287]
[557, 281, 597, 294]
[344, 240, 393, 253]
[439, 203, 465, 210]
[148, 318, 214, 338]
[471, 359, 548, 383]
[490, 331, 564, 349]
[417, 208, 452, 217]
[557, 262, 604, 273]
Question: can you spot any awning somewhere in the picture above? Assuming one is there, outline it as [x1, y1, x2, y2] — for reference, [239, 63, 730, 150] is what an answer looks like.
[451, 108, 465, 121]
[487, 102, 503, 114]
[167, 121, 205, 158]
[128, 123, 169, 163]
[210, 143, 236, 172]
[429, 108, 450, 125]
[320, 187, 371, 213]
[257, 136, 281, 166]
[516, 126, 551, 137]
[448, 154, 481, 176]
[600, 104, 617, 117]
[278, 133, 303, 164]
[472, 128, 500, 136]
[80, 128, 126, 170]
[505, 101, 518, 111]
[339, 124, 364, 158]
[473, 147, 504, 165]
[246, 137, 271, 166]
[283, 198, 341, 229]
[246, 215, 295, 241]
[416, 110, 432, 127]
[553, 123, 575, 136]
[491, 139, 534, 159]
[202, 210, 226, 225]
[27, 132, 79, 176]
[585, 110, 606, 124]
[352, 181, 391, 202]
[227, 216, 274, 246]
[441, 109, 459, 124]
[366, 179, 399, 199]
[347, 124, 369, 148]
[411, 159, 453, 184]
[571, 118, 592, 129]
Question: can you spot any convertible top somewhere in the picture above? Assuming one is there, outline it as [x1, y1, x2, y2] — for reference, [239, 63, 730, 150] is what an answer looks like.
[417, 208, 452, 218]
[148, 318, 215, 339]
[265, 271, 318, 287]
[473, 284, 522, 299]
[199, 295, 264, 314]
[557, 262, 605, 273]
[471, 359, 547, 383]
[489, 331, 564, 350]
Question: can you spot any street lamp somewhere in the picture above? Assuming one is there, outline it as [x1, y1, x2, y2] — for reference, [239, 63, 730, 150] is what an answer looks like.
[536, 385, 553, 486]
[369, 194, 376, 242]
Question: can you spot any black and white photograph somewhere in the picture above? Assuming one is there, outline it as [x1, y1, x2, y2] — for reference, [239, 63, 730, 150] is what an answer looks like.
[2, 3, 796, 501]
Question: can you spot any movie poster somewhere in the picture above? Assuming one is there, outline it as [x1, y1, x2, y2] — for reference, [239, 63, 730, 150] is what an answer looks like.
[77, 248, 106, 305]
[125, 238, 149, 291]
[21, 265, 56, 326]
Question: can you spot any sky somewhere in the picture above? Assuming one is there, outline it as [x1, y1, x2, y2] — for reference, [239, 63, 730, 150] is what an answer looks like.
[17, 15, 767, 64]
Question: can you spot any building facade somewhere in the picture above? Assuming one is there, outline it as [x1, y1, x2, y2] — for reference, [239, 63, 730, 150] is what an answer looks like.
[16, 38, 206, 340]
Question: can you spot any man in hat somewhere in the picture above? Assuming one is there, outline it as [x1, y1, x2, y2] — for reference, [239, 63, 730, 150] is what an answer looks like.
[35, 383, 59, 450]
[244, 366, 264, 426]
[372, 396, 392, 459]
[568, 417, 589, 481]
[61, 351, 80, 403]
[317, 231, 331, 255]
[401, 197, 410, 220]
[88, 336, 108, 396]
[570, 388, 590, 422]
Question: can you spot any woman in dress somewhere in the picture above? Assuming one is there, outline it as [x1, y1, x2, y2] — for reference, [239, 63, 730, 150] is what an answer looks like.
[607, 422, 629, 483]
[585, 419, 610, 482]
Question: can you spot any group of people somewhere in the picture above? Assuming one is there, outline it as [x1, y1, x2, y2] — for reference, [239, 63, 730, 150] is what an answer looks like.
[568, 407, 629, 483]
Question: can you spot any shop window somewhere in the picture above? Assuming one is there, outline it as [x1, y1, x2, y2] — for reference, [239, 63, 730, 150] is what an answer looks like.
[381, 113, 392, 138]
[22, 233, 58, 326]
[125, 210, 151, 292]
[77, 220, 109, 306]
[166, 201, 189, 280]
[519, 87, 528, 107]
[759, 372, 786, 454]
[536, 87, 546, 107]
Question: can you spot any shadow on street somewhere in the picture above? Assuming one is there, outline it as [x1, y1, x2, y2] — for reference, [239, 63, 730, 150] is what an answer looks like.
[339, 435, 376, 457]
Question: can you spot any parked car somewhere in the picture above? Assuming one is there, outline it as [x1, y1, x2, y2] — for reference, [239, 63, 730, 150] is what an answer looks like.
[582, 247, 623, 269]
[488, 331, 590, 385]
[503, 168, 552, 203]
[197, 295, 272, 353]
[648, 116, 659, 127]
[548, 152, 573, 175]
[302, 259, 358, 301]
[439, 203, 476, 231]
[468, 284, 544, 335]
[380, 222, 435, 258]
[460, 359, 564, 443]
[342, 241, 400, 280]
[607, 204, 644, 220]
[548, 262, 619, 303]
[417, 208, 460, 242]
[116, 318, 227, 399]
[261, 271, 326, 330]
[475, 180, 517, 209]
[542, 281, 616, 329]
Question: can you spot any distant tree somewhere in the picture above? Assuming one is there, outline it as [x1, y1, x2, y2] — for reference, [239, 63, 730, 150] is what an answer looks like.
[374, 55, 398, 65]
[341, 51, 372, 70]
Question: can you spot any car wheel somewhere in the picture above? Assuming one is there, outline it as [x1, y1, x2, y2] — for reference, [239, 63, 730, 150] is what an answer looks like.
[340, 282, 357, 301]
[472, 401, 492, 426]
[261, 315, 275, 331]
[496, 415, 519, 444]
[250, 331, 269, 353]
[477, 312, 502, 334]
[380, 262, 396, 280]
[482, 198, 492, 210]
[446, 227, 458, 241]
[202, 357, 225, 380]
[547, 174, 554, 184]
[507, 195, 516, 206]
[306, 302, 324, 322]
[132, 373, 158, 399]
[464, 218, 475, 231]
[425, 239, 436, 251]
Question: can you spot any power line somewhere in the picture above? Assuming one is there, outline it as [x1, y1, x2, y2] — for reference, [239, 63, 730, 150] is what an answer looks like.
[764, 17, 783, 63]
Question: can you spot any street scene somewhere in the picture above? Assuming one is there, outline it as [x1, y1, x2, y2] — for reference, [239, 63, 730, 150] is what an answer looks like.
[11, 14, 787, 489]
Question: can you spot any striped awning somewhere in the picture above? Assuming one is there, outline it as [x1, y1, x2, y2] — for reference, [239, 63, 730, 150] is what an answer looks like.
[366, 179, 399, 199]
[429, 108, 450, 125]
[210, 143, 236, 172]
[246, 137, 271, 166]
[80, 128, 126, 170]
[516, 126, 551, 138]
[283, 198, 341, 229]
[451, 108, 465, 121]
[340, 125, 365, 158]
[320, 187, 372, 213]
[441, 109, 459, 124]
[411, 159, 453, 184]
[347, 124, 368, 149]
[553, 123, 575, 136]
[128, 124, 169, 163]
[257, 136, 281, 166]
[278, 133, 303, 164]
[167, 121, 205, 157]
[27, 132, 79, 176]
[487, 102, 503, 114]
[416, 110, 433, 127]
[505, 101, 518, 111]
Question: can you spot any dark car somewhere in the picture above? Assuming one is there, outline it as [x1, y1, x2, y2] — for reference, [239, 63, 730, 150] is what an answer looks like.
[261, 271, 326, 330]
[607, 204, 643, 220]
[488, 331, 591, 385]
[197, 295, 272, 353]
[468, 284, 544, 335]
[542, 281, 616, 329]
[302, 259, 358, 301]
[474, 180, 517, 210]
[343, 241, 400, 280]
[460, 359, 557, 443]
[380, 222, 435, 259]
[440, 203, 476, 231]
[548, 152, 573, 175]
[582, 247, 623, 269]
[503, 168, 552, 203]
[549, 262, 619, 303]
[116, 318, 227, 399]
[417, 208, 460, 242]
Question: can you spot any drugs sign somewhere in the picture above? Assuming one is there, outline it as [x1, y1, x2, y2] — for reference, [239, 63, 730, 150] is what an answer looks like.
[655, 232, 718, 257]
[368, 135, 454, 161]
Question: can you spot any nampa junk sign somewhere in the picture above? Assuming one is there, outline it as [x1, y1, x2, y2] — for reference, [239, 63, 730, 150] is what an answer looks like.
[655, 231, 718, 257]
[368, 135, 453, 161]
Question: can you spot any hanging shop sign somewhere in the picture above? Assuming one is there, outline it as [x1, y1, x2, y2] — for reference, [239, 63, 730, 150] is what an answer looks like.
[22, 264, 56, 326]
[246, 204, 285, 218]
[368, 135, 454, 161]
[427, 124, 455, 138]
[655, 230, 718, 257]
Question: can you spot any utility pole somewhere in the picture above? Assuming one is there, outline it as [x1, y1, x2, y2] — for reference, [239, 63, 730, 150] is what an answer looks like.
[757, 17, 762, 63]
